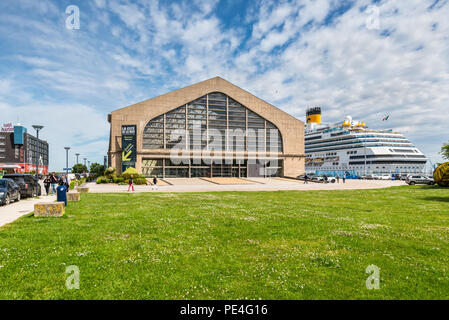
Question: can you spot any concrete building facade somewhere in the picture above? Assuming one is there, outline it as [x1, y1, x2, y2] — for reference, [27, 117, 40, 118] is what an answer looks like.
[108, 77, 305, 178]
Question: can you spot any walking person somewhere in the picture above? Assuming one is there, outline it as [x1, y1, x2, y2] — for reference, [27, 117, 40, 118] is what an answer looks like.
[152, 176, 158, 190]
[64, 175, 70, 192]
[343, 175, 346, 184]
[336, 175, 340, 183]
[128, 175, 135, 192]
[50, 173, 58, 194]
[43, 175, 51, 196]
[304, 174, 308, 184]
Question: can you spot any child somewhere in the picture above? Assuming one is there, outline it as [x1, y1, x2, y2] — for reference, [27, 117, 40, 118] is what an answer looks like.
[128, 175, 135, 192]
[152, 176, 158, 190]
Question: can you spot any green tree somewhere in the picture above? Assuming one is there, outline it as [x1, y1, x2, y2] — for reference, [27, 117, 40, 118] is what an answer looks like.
[89, 163, 105, 176]
[441, 142, 449, 161]
[72, 164, 88, 174]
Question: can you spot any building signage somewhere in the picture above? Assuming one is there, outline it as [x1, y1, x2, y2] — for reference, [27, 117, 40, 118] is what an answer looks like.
[0, 169, 4, 178]
[121, 125, 137, 172]
[1, 123, 14, 132]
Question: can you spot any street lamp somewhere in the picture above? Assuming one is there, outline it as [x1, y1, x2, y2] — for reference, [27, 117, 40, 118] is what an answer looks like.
[64, 147, 71, 180]
[32, 125, 44, 196]
[83, 158, 87, 167]
[75, 153, 80, 164]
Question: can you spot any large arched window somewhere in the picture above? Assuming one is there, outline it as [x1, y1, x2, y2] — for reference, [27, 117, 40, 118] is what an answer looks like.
[142, 92, 283, 153]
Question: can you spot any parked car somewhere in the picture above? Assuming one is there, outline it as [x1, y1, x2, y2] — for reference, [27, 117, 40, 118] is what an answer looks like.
[405, 175, 435, 185]
[0, 178, 21, 205]
[379, 174, 392, 180]
[2, 174, 41, 198]
[312, 175, 337, 183]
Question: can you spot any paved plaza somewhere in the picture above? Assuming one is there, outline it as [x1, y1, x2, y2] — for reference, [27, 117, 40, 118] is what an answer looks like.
[88, 179, 406, 193]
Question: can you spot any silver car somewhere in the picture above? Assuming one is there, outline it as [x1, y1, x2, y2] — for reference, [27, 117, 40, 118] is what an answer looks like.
[406, 175, 435, 185]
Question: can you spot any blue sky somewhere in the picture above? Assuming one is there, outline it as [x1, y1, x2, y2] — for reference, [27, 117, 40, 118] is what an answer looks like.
[0, 0, 448, 170]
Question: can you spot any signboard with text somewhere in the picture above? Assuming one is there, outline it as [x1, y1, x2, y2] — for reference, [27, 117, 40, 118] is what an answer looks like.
[1, 123, 14, 132]
[121, 125, 137, 173]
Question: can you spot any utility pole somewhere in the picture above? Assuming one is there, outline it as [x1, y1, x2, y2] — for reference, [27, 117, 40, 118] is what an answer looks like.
[32, 125, 44, 196]
[75, 153, 80, 164]
[64, 147, 71, 179]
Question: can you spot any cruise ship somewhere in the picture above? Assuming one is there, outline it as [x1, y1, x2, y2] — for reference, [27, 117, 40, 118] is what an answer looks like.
[305, 108, 427, 177]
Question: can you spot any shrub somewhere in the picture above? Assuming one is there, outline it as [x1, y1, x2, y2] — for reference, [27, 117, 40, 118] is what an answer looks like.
[104, 167, 116, 179]
[114, 177, 125, 184]
[134, 178, 148, 185]
[69, 181, 77, 190]
[96, 176, 108, 184]
[122, 167, 140, 180]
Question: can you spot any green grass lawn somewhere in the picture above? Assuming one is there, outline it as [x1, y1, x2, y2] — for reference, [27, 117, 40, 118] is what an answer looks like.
[0, 186, 448, 299]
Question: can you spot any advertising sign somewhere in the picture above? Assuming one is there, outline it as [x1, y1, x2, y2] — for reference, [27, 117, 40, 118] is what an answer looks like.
[1, 123, 14, 132]
[121, 125, 137, 172]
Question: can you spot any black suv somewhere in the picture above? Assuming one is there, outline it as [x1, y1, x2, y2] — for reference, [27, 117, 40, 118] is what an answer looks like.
[0, 179, 21, 205]
[2, 174, 42, 198]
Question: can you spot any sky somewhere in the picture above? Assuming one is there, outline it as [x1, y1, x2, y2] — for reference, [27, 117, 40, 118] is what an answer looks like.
[0, 0, 448, 171]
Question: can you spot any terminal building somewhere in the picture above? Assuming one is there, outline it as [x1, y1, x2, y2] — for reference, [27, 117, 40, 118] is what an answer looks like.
[0, 123, 49, 174]
[108, 77, 305, 178]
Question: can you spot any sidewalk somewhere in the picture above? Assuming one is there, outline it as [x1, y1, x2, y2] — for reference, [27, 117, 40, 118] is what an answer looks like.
[87, 179, 406, 193]
[0, 195, 56, 228]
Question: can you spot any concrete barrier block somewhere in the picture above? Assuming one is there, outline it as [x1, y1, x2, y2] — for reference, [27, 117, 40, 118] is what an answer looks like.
[67, 192, 81, 202]
[34, 202, 65, 217]
[77, 187, 89, 193]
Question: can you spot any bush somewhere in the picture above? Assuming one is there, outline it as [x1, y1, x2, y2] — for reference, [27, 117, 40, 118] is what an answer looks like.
[104, 167, 116, 179]
[122, 167, 140, 180]
[69, 181, 77, 190]
[134, 178, 148, 185]
[114, 177, 125, 184]
[96, 176, 108, 184]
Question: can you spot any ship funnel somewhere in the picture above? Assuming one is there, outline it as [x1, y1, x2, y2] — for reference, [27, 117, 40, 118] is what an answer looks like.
[306, 107, 321, 124]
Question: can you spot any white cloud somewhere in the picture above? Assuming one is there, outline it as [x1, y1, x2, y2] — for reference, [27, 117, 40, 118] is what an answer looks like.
[0, 101, 109, 170]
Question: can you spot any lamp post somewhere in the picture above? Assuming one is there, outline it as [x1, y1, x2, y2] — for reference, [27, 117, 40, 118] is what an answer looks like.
[64, 147, 71, 181]
[32, 125, 44, 196]
[75, 153, 80, 164]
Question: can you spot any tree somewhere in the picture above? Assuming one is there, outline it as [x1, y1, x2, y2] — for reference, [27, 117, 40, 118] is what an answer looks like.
[441, 142, 449, 161]
[72, 164, 88, 174]
[89, 163, 105, 176]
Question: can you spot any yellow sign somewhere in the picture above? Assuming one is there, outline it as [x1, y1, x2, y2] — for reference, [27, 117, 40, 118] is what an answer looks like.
[433, 162, 449, 187]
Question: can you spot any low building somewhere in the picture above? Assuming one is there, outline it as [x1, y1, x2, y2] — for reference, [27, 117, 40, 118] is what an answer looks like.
[0, 123, 49, 174]
[108, 77, 305, 178]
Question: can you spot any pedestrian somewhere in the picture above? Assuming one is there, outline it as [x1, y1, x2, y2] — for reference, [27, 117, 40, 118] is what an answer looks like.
[343, 176, 346, 184]
[50, 173, 58, 194]
[128, 175, 135, 192]
[152, 176, 158, 190]
[304, 174, 308, 184]
[43, 175, 51, 196]
[336, 175, 340, 183]
[64, 175, 70, 192]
